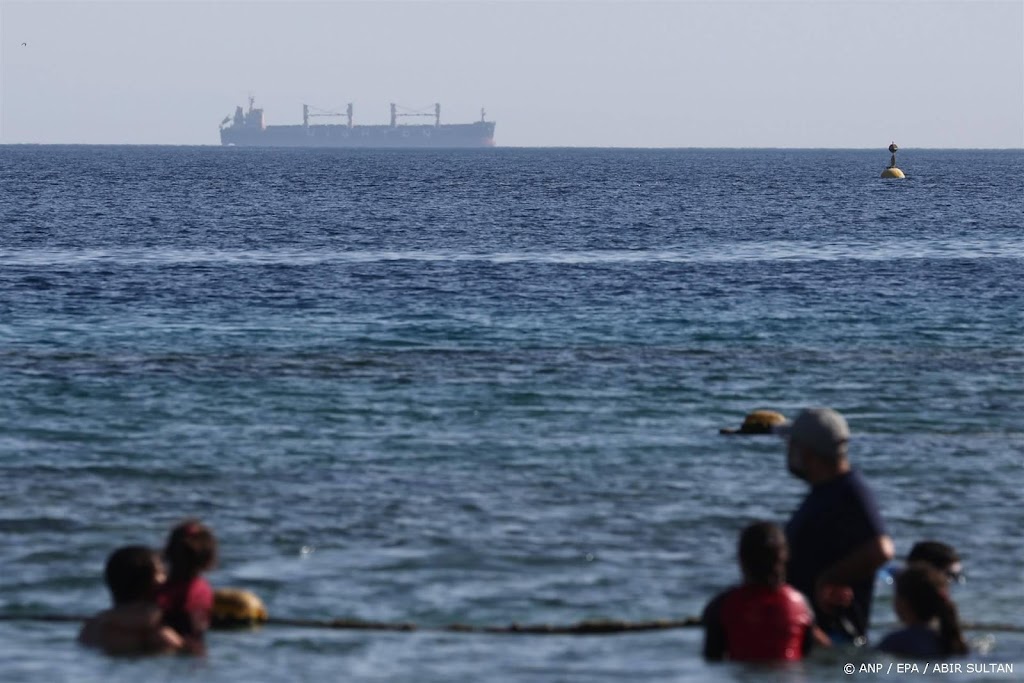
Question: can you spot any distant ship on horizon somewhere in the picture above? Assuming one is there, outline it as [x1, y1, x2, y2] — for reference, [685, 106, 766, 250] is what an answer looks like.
[219, 97, 496, 148]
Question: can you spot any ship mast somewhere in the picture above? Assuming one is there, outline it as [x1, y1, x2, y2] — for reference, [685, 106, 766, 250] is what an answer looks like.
[302, 103, 353, 127]
[390, 103, 444, 127]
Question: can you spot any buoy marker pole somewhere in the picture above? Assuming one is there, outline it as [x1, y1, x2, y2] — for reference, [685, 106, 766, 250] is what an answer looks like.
[881, 141, 906, 178]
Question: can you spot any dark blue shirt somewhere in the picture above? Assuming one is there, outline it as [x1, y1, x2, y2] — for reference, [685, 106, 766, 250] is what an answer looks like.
[785, 469, 886, 638]
[877, 625, 944, 658]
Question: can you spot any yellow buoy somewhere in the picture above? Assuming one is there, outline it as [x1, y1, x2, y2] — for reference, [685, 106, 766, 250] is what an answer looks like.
[881, 141, 905, 178]
[720, 410, 787, 435]
[211, 588, 268, 628]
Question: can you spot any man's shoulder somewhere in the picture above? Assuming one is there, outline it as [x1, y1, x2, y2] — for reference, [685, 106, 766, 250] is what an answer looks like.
[788, 469, 887, 543]
[837, 469, 885, 518]
[815, 469, 880, 507]
[106, 604, 164, 630]
[842, 468, 876, 492]
[76, 604, 172, 655]
[77, 614, 102, 647]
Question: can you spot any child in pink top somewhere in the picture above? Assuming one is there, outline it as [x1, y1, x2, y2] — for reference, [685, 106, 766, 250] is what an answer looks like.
[157, 520, 217, 644]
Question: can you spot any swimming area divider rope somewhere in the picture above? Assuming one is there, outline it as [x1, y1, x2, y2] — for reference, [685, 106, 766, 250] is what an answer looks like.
[2, 613, 1023, 635]
[0, 613, 699, 633]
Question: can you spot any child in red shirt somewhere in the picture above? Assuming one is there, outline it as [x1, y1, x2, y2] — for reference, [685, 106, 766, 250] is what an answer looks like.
[157, 520, 217, 644]
[703, 522, 829, 662]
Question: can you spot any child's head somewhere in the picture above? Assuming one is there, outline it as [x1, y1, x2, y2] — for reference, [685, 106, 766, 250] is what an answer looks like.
[907, 541, 962, 584]
[738, 521, 788, 586]
[104, 545, 165, 605]
[894, 563, 968, 656]
[164, 519, 217, 578]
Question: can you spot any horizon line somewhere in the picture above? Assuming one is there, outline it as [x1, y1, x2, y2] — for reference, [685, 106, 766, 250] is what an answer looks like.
[2, 143, 1023, 151]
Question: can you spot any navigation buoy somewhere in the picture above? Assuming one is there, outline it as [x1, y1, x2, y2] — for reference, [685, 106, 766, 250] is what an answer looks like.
[719, 410, 787, 435]
[881, 141, 905, 178]
[211, 588, 268, 628]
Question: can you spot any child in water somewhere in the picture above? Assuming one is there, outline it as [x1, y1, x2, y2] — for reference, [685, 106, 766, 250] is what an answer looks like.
[877, 563, 968, 658]
[907, 541, 963, 584]
[158, 519, 217, 643]
[703, 521, 829, 662]
[881, 540, 964, 586]
[78, 545, 184, 656]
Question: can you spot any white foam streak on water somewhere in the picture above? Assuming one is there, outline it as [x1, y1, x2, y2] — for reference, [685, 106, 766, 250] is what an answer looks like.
[2, 239, 1023, 266]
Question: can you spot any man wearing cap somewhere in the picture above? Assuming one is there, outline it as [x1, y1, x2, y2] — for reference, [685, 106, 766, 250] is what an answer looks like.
[780, 408, 894, 644]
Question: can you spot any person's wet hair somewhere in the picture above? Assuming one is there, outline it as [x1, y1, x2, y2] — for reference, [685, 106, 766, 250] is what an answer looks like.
[738, 522, 788, 585]
[895, 563, 968, 656]
[164, 519, 217, 580]
[104, 545, 161, 605]
[908, 541, 962, 582]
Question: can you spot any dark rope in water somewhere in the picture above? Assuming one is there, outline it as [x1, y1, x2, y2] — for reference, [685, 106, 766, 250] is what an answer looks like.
[0, 613, 700, 633]
[265, 616, 703, 634]
[2, 614, 1022, 635]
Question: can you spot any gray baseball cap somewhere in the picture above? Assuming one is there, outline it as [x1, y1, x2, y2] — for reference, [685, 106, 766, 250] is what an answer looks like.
[775, 408, 850, 459]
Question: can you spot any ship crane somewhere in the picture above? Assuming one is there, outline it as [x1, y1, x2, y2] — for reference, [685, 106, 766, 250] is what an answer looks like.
[220, 96, 496, 147]
[390, 103, 442, 127]
[303, 103, 354, 128]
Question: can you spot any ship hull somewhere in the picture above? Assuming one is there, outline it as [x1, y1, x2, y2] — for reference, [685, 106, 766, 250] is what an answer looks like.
[220, 121, 496, 148]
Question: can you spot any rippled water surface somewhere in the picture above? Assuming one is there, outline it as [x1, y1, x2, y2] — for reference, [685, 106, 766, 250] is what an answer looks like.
[1, 147, 1022, 682]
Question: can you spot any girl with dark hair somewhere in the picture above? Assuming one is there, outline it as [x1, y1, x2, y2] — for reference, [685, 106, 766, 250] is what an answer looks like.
[157, 519, 217, 644]
[703, 521, 830, 662]
[877, 563, 968, 658]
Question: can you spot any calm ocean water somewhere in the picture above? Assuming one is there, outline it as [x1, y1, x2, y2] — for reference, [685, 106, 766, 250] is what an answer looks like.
[0, 146, 1022, 682]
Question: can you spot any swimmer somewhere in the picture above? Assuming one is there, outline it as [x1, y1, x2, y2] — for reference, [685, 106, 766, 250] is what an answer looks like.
[158, 520, 217, 645]
[908, 541, 963, 583]
[78, 545, 184, 656]
[882, 540, 963, 586]
[877, 563, 968, 658]
[702, 522, 829, 662]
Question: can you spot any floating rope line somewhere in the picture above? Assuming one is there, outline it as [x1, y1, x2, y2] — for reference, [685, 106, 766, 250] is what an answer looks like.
[265, 616, 703, 634]
[2, 613, 1023, 635]
[0, 614, 85, 623]
[0, 613, 699, 634]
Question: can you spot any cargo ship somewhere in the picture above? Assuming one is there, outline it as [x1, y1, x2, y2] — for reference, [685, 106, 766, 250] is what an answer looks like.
[219, 97, 496, 148]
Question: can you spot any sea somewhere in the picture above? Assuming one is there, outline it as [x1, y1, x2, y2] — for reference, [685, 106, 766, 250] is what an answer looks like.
[0, 146, 1021, 682]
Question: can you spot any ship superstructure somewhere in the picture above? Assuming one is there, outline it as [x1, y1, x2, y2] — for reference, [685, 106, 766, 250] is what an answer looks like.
[219, 97, 496, 148]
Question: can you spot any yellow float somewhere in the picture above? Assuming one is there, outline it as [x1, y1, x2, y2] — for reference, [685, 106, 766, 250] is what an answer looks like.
[211, 588, 268, 628]
[719, 410, 787, 435]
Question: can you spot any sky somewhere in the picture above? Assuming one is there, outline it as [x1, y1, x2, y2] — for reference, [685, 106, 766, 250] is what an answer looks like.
[1, 0, 1022, 148]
